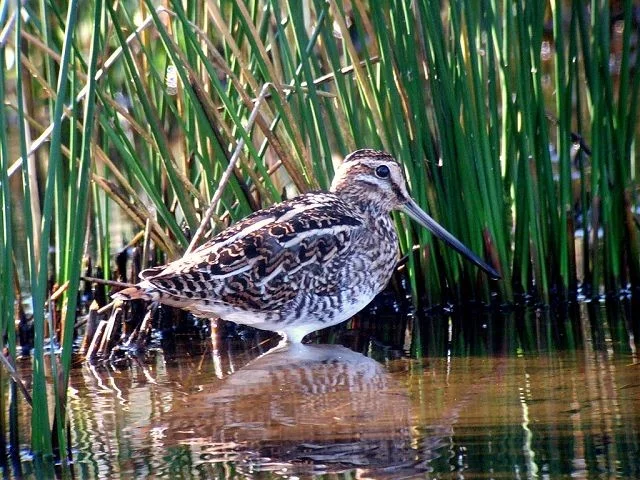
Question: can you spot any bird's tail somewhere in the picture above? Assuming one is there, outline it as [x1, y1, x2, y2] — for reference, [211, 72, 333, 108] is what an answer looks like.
[111, 285, 152, 301]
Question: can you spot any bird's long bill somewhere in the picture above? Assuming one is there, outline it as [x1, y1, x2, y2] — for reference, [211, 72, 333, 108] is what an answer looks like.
[402, 199, 501, 280]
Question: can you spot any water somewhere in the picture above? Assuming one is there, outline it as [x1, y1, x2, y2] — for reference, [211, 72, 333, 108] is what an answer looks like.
[13, 301, 640, 479]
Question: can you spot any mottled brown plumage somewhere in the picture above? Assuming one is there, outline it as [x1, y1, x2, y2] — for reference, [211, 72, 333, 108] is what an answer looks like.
[113, 149, 499, 342]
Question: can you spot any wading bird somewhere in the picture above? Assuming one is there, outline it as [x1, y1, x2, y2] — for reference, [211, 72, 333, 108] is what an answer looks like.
[113, 149, 500, 342]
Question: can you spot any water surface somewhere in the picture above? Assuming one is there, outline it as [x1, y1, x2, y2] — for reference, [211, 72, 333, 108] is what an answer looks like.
[16, 302, 640, 478]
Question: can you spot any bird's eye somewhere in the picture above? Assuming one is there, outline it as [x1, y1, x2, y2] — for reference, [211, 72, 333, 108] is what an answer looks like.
[375, 165, 390, 179]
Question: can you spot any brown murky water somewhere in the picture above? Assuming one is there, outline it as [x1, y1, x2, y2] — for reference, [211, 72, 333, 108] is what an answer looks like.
[14, 302, 640, 478]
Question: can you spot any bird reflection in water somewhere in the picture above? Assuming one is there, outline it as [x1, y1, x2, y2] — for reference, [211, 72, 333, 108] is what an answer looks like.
[158, 342, 416, 474]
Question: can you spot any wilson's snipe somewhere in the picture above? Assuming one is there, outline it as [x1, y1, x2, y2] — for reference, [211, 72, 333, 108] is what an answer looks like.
[113, 149, 500, 342]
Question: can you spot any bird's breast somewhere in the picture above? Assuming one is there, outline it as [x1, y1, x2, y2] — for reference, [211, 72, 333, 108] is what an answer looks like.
[324, 214, 399, 297]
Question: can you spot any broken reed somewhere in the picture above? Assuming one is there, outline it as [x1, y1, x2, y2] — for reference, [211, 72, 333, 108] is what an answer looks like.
[0, 0, 638, 461]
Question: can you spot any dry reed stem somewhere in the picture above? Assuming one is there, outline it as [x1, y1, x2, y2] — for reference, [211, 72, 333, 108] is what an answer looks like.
[186, 83, 275, 254]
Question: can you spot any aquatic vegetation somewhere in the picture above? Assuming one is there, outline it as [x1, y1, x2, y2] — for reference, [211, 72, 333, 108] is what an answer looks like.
[0, 0, 638, 464]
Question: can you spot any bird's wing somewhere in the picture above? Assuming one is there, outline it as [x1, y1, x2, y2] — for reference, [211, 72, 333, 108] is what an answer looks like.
[139, 193, 365, 311]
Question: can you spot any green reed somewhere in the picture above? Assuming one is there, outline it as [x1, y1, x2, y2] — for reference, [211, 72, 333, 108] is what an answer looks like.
[0, 1, 16, 466]
[15, 1, 48, 458]
[0, 0, 638, 461]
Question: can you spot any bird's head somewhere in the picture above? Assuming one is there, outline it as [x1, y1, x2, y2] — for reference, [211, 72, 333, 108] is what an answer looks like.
[330, 149, 412, 213]
[330, 149, 501, 280]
